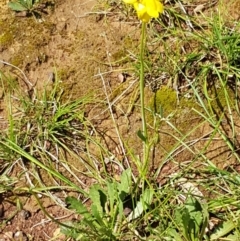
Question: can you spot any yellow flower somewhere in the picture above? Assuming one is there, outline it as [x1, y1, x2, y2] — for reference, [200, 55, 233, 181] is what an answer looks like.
[124, 0, 163, 22]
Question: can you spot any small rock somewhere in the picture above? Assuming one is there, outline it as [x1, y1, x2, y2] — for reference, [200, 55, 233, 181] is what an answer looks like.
[14, 231, 28, 241]
[19, 210, 31, 220]
[117, 73, 128, 83]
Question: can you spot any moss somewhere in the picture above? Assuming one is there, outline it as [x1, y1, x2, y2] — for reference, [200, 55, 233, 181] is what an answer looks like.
[123, 36, 134, 47]
[111, 34, 138, 64]
[0, 32, 14, 48]
[148, 86, 178, 116]
[0, 19, 17, 49]
[112, 49, 128, 63]
[57, 68, 70, 81]
[10, 55, 24, 67]
[1, 17, 55, 67]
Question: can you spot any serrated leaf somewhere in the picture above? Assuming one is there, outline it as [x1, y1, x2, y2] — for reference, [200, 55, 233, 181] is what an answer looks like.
[225, 231, 240, 241]
[8, 2, 28, 11]
[166, 228, 184, 241]
[107, 181, 116, 213]
[185, 196, 203, 226]
[89, 184, 106, 217]
[175, 207, 191, 240]
[66, 196, 101, 232]
[210, 220, 236, 240]
[91, 204, 105, 226]
[175, 196, 207, 241]
[199, 201, 209, 239]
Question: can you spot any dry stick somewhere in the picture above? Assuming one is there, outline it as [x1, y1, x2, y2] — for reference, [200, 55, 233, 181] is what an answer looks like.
[36, 140, 87, 187]
[18, 158, 35, 188]
[0, 59, 33, 88]
[177, 0, 194, 31]
[99, 69, 136, 182]
[155, 129, 215, 179]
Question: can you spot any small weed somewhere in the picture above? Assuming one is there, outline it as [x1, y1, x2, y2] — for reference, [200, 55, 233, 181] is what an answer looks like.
[0, 70, 95, 195]
[8, 0, 52, 18]
[62, 168, 133, 240]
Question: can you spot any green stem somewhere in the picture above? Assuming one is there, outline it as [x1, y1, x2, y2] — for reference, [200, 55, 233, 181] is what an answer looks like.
[139, 22, 149, 173]
[140, 22, 147, 141]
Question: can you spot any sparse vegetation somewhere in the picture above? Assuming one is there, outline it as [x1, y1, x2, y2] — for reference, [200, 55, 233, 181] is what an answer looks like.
[1, 0, 240, 240]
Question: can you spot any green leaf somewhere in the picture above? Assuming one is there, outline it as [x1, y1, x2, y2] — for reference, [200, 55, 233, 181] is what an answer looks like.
[118, 168, 132, 201]
[175, 196, 207, 241]
[8, 2, 28, 11]
[137, 130, 147, 142]
[127, 188, 154, 221]
[199, 201, 209, 239]
[66, 196, 100, 232]
[167, 228, 184, 241]
[225, 231, 240, 241]
[91, 204, 105, 226]
[89, 184, 107, 217]
[210, 220, 236, 240]
[21, 0, 33, 9]
[107, 181, 117, 213]
[66, 196, 91, 219]
[175, 207, 191, 240]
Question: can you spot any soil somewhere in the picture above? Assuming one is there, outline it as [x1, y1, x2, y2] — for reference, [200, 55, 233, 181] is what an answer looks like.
[0, 0, 240, 240]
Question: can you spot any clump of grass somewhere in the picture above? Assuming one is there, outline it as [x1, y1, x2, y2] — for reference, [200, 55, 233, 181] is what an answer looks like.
[0, 68, 100, 198]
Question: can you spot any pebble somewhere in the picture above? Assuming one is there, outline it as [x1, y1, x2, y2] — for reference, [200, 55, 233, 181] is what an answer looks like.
[19, 210, 31, 220]
[14, 231, 28, 241]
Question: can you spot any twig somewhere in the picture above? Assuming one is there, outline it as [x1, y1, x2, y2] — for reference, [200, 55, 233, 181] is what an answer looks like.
[177, 0, 194, 31]
[0, 59, 33, 88]
[99, 68, 135, 181]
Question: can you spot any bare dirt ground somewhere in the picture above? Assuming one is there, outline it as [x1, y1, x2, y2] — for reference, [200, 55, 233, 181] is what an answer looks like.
[0, 0, 240, 240]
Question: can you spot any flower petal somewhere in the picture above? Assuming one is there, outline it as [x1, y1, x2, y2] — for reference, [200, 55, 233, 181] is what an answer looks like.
[145, 0, 163, 18]
[125, 0, 164, 22]
[123, 0, 137, 4]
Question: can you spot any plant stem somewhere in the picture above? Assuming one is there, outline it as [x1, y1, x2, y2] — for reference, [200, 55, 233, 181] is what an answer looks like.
[140, 23, 147, 140]
[139, 22, 149, 172]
